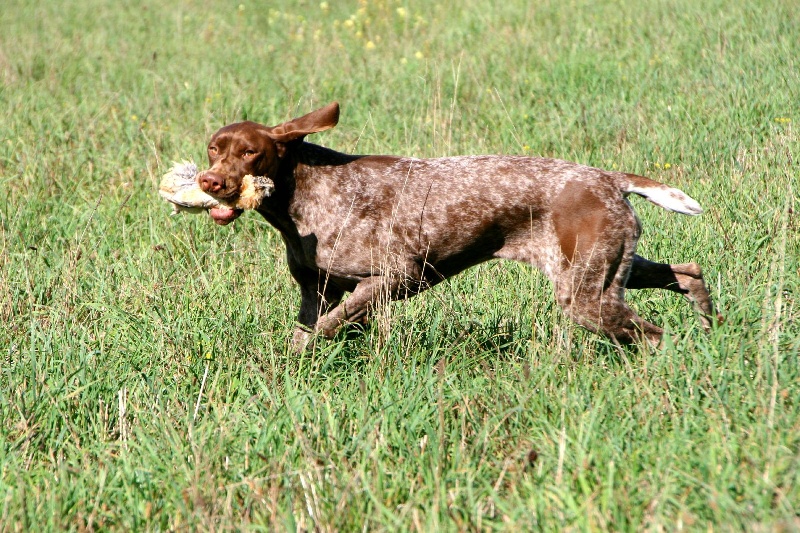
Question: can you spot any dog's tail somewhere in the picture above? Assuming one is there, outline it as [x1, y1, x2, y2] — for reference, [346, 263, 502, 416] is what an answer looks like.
[617, 173, 703, 215]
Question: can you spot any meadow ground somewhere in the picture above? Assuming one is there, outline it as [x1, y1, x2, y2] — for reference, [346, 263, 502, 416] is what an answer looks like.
[1, 0, 798, 530]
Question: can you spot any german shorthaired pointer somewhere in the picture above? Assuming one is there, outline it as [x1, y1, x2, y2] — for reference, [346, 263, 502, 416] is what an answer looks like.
[198, 102, 715, 351]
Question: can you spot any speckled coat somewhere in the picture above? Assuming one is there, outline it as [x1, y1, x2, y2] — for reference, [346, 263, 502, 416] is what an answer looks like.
[197, 102, 716, 351]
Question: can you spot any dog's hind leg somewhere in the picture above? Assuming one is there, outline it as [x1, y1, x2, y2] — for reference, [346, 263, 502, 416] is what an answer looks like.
[550, 181, 664, 346]
[555, 262, 665, 347]
[625, 255, 717, 331]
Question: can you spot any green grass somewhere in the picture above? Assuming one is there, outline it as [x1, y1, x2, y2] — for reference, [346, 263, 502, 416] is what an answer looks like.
[1, 0, 798, 529]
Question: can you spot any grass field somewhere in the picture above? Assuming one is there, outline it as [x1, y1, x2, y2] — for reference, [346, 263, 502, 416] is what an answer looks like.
[1, 0, 798, 530]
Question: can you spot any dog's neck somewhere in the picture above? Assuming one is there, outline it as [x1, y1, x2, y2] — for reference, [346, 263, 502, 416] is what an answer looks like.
[255, 141, 360, 239]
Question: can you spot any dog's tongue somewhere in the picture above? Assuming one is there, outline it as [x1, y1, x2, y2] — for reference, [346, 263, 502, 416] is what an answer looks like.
[209, 207, 242, 225]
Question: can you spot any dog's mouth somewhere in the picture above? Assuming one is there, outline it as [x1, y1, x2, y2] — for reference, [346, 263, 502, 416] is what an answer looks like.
[209, 206, 243, 225]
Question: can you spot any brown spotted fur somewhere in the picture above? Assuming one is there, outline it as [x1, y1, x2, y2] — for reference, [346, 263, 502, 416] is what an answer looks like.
[198, 102, 716, 351]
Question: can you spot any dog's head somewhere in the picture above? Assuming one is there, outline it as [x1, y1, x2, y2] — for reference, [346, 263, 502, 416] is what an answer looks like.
[198, 102, 340, 224]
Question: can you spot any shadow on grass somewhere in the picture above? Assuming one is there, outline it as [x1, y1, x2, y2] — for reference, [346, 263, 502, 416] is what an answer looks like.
[301, 314, 538, 379]
[282, 299, 699, 385]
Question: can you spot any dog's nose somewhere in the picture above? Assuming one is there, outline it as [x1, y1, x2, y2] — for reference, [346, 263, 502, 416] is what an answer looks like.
[198, 172, 224, 194]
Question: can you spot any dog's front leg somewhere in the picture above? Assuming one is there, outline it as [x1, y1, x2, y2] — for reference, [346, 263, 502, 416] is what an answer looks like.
[291, 283, 321, 353]
[291, 277, 344, 353]
[314, 276, 398, 339]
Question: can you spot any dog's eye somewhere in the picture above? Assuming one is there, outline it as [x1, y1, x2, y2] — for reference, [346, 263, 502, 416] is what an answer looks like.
[208, 146, 218, 155]
[243, 150, 256, 158]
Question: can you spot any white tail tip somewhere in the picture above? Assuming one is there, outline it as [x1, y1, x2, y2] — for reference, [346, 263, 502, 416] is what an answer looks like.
[628, 185, 703, 215]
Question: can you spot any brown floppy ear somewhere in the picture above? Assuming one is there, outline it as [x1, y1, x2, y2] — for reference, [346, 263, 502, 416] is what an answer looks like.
[267, 102, 340, 143]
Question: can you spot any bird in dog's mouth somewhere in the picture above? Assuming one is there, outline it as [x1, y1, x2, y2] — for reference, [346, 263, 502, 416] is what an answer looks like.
[158, 161, 274, 224]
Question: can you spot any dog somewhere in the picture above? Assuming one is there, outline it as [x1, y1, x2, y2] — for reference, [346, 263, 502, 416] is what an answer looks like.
[197, 102, 716, 351]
